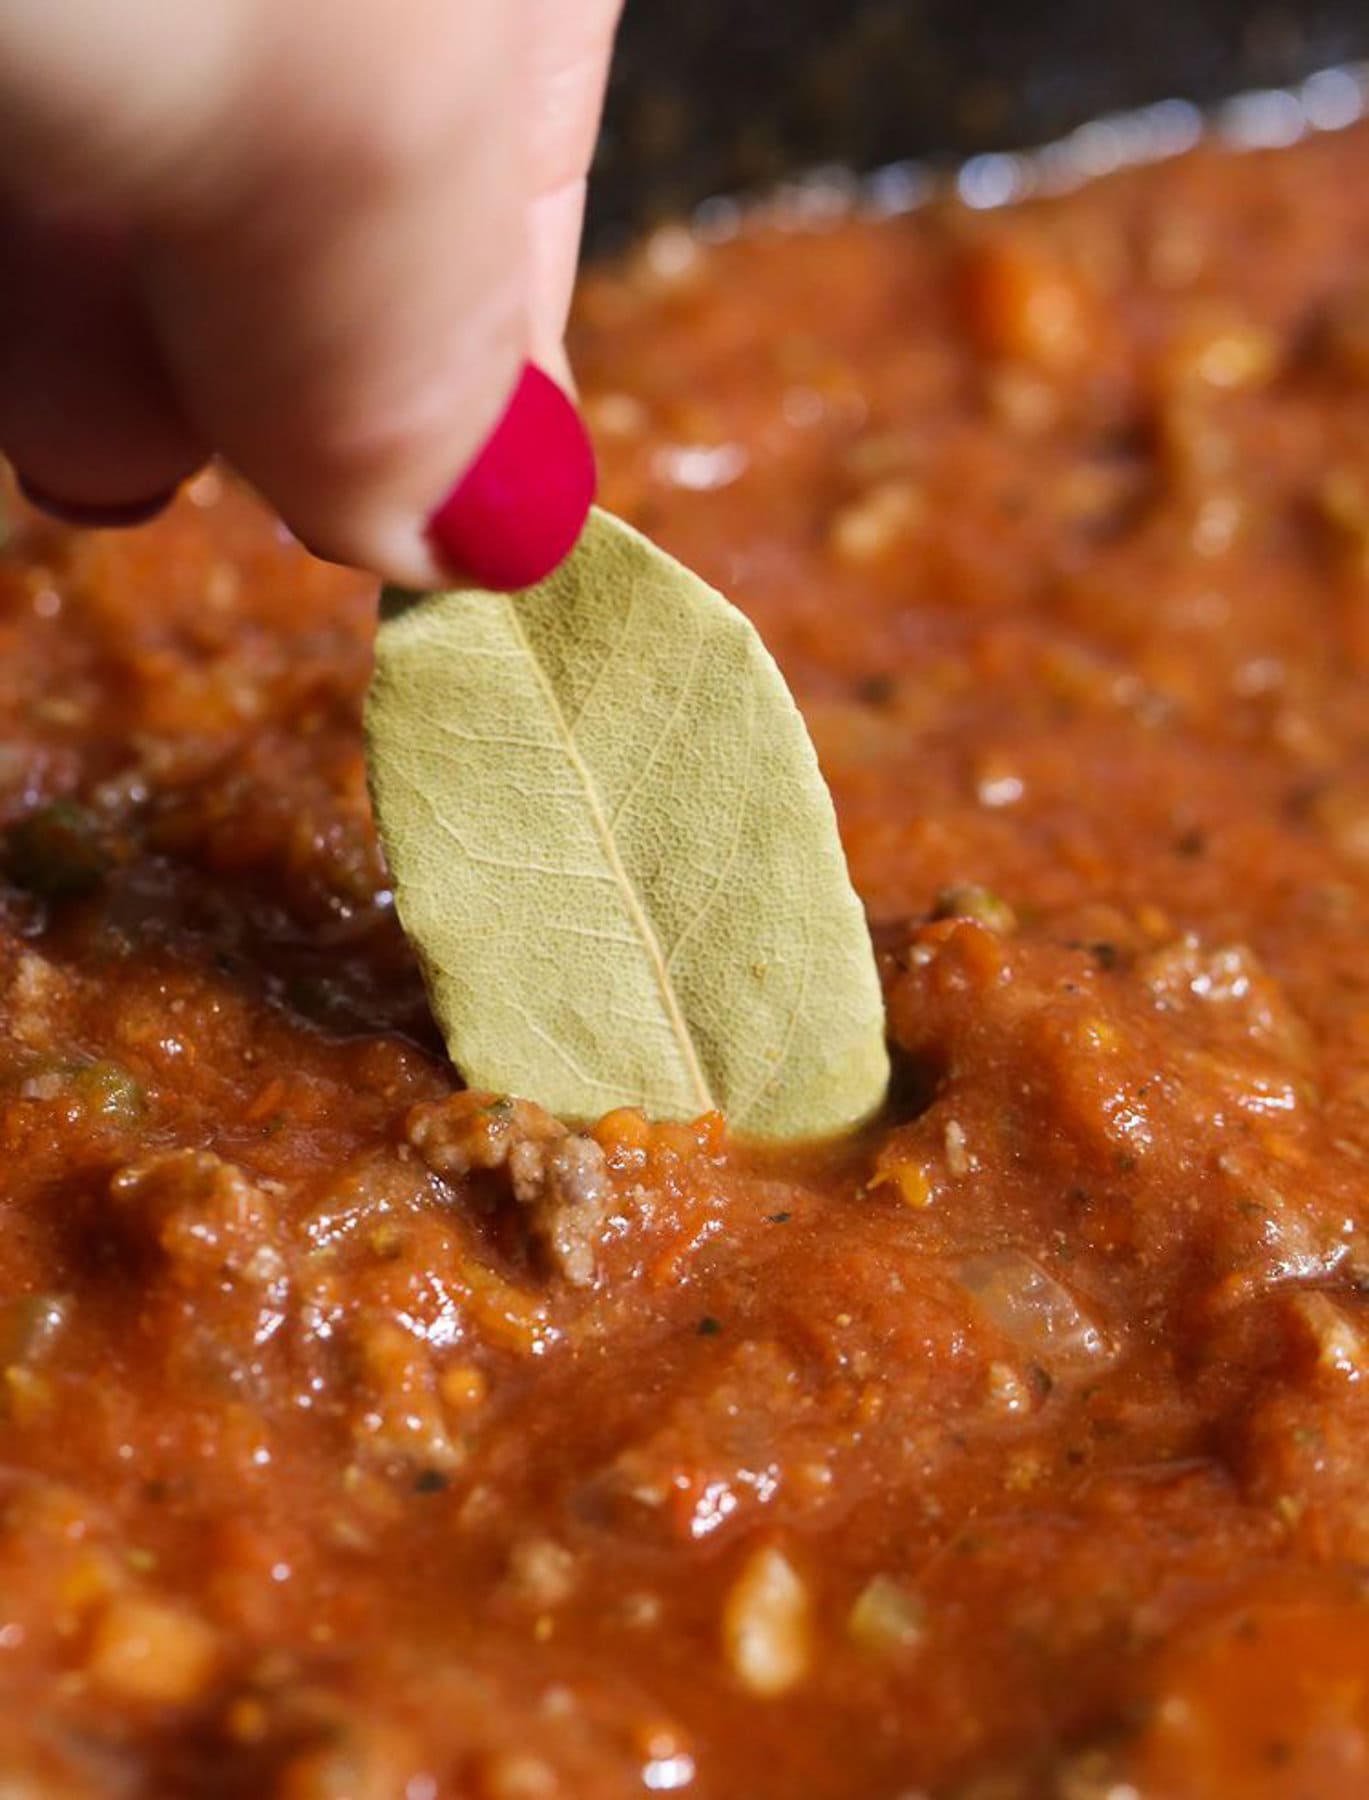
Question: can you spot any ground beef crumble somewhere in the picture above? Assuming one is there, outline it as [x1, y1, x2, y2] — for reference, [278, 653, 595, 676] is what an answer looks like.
[408, 1091, 615, 1286]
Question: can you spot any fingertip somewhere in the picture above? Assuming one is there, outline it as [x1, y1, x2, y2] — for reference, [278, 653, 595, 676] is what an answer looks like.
[0, 214, 205, 529]
[424, 362, 595, 591]
[16, 474, 182, 530]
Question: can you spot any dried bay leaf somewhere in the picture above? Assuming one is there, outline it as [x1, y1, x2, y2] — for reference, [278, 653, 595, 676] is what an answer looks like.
[364, 508, 888, 1138]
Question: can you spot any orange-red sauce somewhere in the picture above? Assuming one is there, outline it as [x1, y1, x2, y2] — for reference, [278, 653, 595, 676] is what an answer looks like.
[1, 122, 1369, 1798]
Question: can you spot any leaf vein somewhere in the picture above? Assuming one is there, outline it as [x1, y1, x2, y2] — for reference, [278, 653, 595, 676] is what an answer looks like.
[391, 764, 613, 882]
[735, 906, 814, 1123]
[510, 1001, 631, 1097]
[502, 597, 716, 1114]
[419, 717, 559, 754]
[605, 621, 707, 830]
[662, 669, 758, 974]
[562, 585, 640, 734]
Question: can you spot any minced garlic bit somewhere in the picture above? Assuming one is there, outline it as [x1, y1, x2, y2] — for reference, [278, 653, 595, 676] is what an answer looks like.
[847, 1575, 927, 1655]
[721, 1544, 812, 1697]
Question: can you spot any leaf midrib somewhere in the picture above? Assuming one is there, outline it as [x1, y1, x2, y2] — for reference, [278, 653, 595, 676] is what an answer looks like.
[502, 597, 716, 1115]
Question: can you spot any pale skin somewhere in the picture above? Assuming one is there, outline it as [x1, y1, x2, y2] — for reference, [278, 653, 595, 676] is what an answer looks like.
[0, 0, 622, 585]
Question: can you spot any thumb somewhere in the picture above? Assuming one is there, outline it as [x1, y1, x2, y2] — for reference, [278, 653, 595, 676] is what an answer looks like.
[0, 0, 595, 588]
[140, 0, 593, 588]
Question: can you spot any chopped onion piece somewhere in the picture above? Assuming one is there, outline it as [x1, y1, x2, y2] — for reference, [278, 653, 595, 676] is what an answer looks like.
[959, 1251, 1115, 1374]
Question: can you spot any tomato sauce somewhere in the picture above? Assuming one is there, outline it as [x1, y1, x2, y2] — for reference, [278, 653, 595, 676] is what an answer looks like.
[1, 120, 1369, 1797]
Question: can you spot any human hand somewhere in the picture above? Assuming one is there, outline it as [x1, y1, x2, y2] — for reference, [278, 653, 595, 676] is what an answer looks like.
[0, 0, 619, 588]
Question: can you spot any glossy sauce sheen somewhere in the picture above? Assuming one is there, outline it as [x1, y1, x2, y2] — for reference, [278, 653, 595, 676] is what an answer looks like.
[1, 126, 1369, 1798]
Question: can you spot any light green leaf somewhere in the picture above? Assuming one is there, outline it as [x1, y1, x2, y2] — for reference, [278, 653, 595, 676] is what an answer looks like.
[364, 508, 888, 1138]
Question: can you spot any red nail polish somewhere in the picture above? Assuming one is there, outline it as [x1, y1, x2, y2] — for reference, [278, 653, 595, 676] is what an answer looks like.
[17, 477, 178, 530]
[426, 363, 596, 590]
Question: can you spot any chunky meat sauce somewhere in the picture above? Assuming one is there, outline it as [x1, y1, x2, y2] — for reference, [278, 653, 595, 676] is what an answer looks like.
[2, 123, 1369, 1798]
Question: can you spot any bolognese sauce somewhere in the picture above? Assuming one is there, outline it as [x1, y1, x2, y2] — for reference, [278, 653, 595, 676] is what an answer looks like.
[0, 117, 1368, 1798]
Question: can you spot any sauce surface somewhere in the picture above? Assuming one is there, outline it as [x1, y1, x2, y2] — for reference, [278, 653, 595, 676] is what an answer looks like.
[2, 122, 1369, 1798]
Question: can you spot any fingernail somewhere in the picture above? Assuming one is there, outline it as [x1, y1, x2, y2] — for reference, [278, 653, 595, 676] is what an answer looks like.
[426, 363, 596, 590]
[17, 477, 179, 530]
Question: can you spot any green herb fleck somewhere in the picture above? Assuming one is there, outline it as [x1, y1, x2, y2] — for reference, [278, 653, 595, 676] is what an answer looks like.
[932, 884, 1016, 935]
[74, 1060, 144, 1122]
[6, 800, 107, 900]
